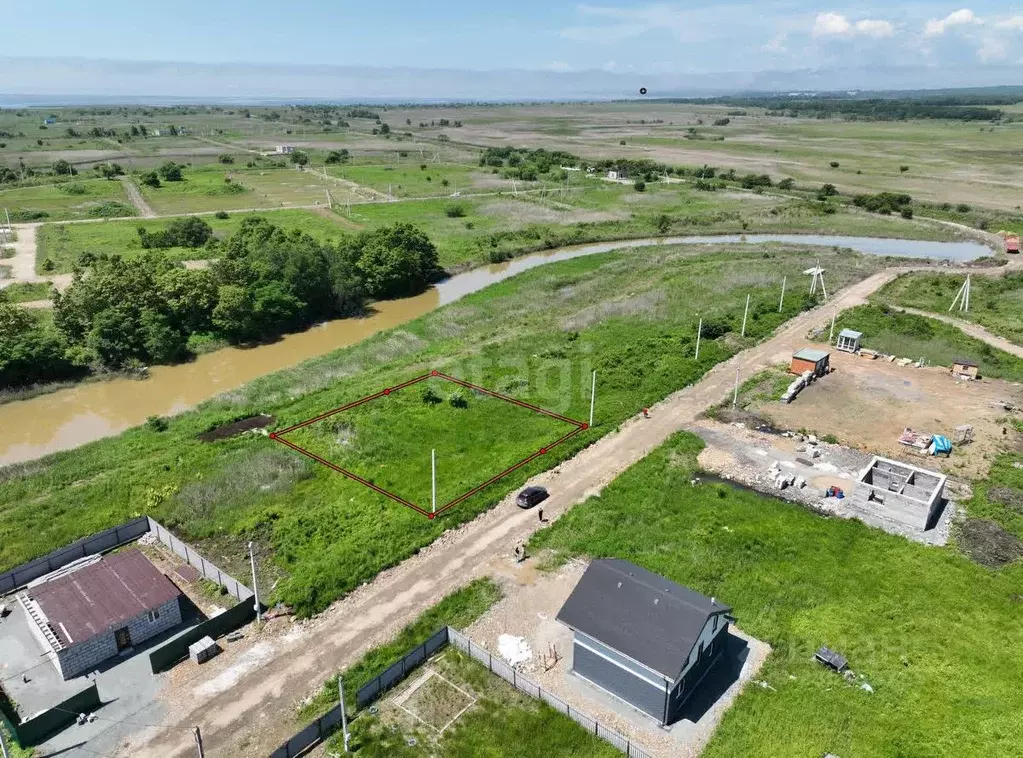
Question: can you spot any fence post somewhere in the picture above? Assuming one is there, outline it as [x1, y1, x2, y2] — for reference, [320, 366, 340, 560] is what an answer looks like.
[512, 668, 516, 688]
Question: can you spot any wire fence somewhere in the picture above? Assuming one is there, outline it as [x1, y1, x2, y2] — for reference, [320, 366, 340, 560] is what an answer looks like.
[447, 627, 653, 758]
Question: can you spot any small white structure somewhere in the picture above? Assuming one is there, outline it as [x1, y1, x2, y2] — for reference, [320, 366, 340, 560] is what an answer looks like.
[275, 145, 295, 154]
[836, 329, 862, 353]
[607, 170, 620, 180]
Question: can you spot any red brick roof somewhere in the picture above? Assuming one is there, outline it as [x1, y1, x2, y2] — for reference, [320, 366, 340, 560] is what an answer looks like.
[32, 549, 181, 647]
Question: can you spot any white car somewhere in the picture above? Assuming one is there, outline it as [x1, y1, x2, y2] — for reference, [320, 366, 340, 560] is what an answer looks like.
[450, 191, 461, 197]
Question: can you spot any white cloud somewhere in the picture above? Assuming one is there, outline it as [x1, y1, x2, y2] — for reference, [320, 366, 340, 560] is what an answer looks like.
[855, 19, 894, 38]
[813, 12, 894, 39]
[995, 16, 1023, 30]
[976, 38, 1008, 61]
[813, 12, 852, 37]
[762, 33, 788, 53]
[544, 61, 574, 72]
[924, 8, 976, 37]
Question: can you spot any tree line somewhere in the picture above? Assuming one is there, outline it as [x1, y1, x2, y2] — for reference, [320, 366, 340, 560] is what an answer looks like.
[0, 218, 440, 388]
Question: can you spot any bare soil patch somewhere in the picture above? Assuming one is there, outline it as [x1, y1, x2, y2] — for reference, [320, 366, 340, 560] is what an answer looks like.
[197, 414, 275, 442]
[480, 199, 625, 225]
[751, 350, 1023, 479]
[957, 518, 1023, 568]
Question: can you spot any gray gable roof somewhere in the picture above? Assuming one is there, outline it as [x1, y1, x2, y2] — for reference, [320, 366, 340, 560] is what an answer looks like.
[556, 559, 731, 682]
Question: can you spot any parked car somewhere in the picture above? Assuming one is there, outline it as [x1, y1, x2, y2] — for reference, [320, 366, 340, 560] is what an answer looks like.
[516, 486, 549, 509]
[450, 191, 461, 197]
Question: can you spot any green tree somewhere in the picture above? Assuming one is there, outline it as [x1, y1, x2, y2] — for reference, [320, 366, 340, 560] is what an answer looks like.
[140, 171, 161, 188]
[351, 224, 440, 298]
[158, 161, 183, 181]
[290, 151, 309, 166]
[52, 159, 76, 176]
[0, 299, 74, 386]
[211, 284, 256, 341]
[218, 154, 235, 164]
[325, 149, 350, 165]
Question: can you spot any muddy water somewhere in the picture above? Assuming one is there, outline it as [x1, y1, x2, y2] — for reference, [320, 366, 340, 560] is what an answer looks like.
[0, 234, 992, 466]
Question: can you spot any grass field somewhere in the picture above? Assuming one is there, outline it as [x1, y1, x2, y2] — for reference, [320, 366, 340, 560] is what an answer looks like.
[35, 209, 354, 273]
[328, 163, 512, 198]
[0, 281, 52, 303]
[830, 304, 1023, 381]
[531, 431, 1023, 758]
[0, 243, 884, 617]
[872, 271, 1023, 346]
[0, 179, 134, 221]
[137, 165, 257, 214]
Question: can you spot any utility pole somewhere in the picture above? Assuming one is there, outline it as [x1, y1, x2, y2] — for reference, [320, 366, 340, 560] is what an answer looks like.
[733, 368, 740, 408]
[431, 449, 437, 515]
[695, 318, 703, 360]
[193, 726, 205, 758]
[741, 294, 751, 338]
[778, 276, 786, 313]
[338, 675, 351, 752]
[949, 275, 971, 313]
[1, 722, 10, 758]
[829, 311, 837, 343]
[248, 541, 261, 625]
[589, 371, 596, 428]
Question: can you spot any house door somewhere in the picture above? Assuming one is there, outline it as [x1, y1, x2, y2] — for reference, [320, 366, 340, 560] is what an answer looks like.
[114, 627, 132, 651]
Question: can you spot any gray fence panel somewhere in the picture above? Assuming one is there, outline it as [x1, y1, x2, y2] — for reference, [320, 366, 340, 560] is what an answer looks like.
[321, 708, 343, 732]
[146, 517, 254, 603]
[0, 517, 150, 595]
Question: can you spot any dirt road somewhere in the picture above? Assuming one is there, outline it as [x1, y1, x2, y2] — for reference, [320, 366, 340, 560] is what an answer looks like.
[894, 306, 1023, 359]
[126, 267, 908, 758]
[121, 176, 157, 218]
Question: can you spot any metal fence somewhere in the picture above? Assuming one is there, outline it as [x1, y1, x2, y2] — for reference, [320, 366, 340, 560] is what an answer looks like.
[146, 517, 254, 602]
[0, 516, 150, 595]
[447, 627, 653, 758]
[356, 626, 449, 707]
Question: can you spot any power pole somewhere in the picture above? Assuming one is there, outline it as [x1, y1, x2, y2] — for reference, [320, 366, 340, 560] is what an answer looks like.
[1, 723, 10, 758]
[431, 449, 437, 515]
[778, 276, 786, 313]
[949, 275, 971, 313]
[589, 371, 596, 428]
[733, 368, 740, 408]
[193, 726, 205, 758]
[695, 318, 702, 360]
[829, 311, 837, 343]
[741, 294, 751, 338]
[338, 675, 351, 753]
[248, 542, 261, 624]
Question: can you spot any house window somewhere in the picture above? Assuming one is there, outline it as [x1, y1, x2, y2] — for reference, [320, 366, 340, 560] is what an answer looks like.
[147, 609, 161, 623]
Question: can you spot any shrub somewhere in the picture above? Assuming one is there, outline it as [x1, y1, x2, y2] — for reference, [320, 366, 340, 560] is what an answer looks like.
[218, 154, 235, 164]
[693, 179, 716, 191]
[140, 171, 161, 188]
[900, 165, 910, 172]
[829, 161, 840, 168]
[214, 210, 230, 220]
[634, 181, 646, 192]
[713, 117, 731, 126]
[900, 207, 914, 219]
[41, 257, 56, 272]
[777, 178, 795, 190]
[422, 386, 442, 404]
[146, 415, 169, 432]
[449, 391, 468, 408]
[444, 204, 467, 218]
[956, 203, 972, 213]
[158, 161, 183, 181]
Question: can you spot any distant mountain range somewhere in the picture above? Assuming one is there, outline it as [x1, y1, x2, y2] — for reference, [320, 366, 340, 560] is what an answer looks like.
[1, 57, 1021, 105]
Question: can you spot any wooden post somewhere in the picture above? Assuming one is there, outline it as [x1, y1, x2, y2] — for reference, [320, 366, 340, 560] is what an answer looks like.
[741, 294, 751, 338]
[779, 276, 786, 313]
[695, 318, 702, 360]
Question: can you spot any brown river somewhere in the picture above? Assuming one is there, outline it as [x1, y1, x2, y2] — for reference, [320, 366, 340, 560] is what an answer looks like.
[0, 234, 991, 466]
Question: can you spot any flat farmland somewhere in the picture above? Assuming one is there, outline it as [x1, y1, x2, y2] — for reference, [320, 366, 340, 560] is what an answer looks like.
[0, 178, 134, 221]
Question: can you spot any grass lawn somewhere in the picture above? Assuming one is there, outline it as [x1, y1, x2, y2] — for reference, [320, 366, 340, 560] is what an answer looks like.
[830, 304, 1023, 381]
[0, 179, 134, 221]
[137, 166, 256, 214]
[330, 163, 504, 198]
[873, 270, 1023, 346]
[0, 243, 884, 617]
[35, 209, 354, 273]
[0, 281, 52, 303]
[531, 431, 1023, 758]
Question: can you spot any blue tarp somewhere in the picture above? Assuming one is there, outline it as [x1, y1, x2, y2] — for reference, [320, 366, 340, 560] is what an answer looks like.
[930, 435, 952, 455]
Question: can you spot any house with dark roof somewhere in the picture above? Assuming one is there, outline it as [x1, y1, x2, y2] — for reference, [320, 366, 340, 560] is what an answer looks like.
[556, 559, 732, 724]
[18, 549, 182, 680]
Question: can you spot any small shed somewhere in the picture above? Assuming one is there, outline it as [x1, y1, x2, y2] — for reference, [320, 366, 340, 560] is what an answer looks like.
[835, 329, 862, 353]
[951, 358, 978, 380]
[1006, 235, 1019, 254]
[791, 348, 830, 377]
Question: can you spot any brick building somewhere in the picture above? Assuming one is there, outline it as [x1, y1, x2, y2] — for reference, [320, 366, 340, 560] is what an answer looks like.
[19, 549, 182, 680]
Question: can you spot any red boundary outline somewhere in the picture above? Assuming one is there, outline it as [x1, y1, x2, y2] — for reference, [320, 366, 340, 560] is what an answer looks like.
[271, 371, 588, 519]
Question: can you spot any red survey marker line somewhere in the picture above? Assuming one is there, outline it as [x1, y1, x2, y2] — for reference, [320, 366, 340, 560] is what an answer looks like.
[272, 435, 430, 516]
[275, 374, 432, 435]
[272, 371, 589, 519]
[435, 425, 585, 515]
[433, 371, 587, 428]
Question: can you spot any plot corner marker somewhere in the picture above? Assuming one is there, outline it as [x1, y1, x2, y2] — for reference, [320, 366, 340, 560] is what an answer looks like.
[269, 432, 277, 440]
[428, 512, 436, 520]
[431, 370, 439, 376]
[383, 388, 391, 396]
[580, 423, 589, 430]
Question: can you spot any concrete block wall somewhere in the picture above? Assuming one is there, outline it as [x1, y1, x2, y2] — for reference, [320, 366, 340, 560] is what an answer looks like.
[56, 597, 182, 680]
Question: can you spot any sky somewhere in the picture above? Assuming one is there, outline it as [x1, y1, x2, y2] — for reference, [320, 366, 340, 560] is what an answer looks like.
[2, 1, 1023, 97]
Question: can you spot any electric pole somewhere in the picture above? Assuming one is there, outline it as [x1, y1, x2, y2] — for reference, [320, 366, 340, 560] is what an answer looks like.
[338, 675, 350, 752]
[778, 276, 786, 313]
[248, 542, 261, 624]
[733, 368, 740, 408]
[589, 371, 596, 428]
[741, 294, 751, 338]
[431, 449, 437, 515]
[695, 318, 702, 360]
[1, 723, 10, 758]
[193, 726, 205, 758]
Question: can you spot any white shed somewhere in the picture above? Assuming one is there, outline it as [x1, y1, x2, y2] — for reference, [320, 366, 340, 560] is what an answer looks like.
[836, 329, 862, 353]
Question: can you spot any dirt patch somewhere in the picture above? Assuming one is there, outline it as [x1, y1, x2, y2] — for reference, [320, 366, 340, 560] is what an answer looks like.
[751, 350, 1023, 479]
[957, 519, 1023, 568]
[987, 487, 1023, 513]
[198, 414, 275, 442]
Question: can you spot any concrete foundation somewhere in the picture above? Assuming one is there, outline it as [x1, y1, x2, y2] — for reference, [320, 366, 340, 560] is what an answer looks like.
[851, 457, 946, 530]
